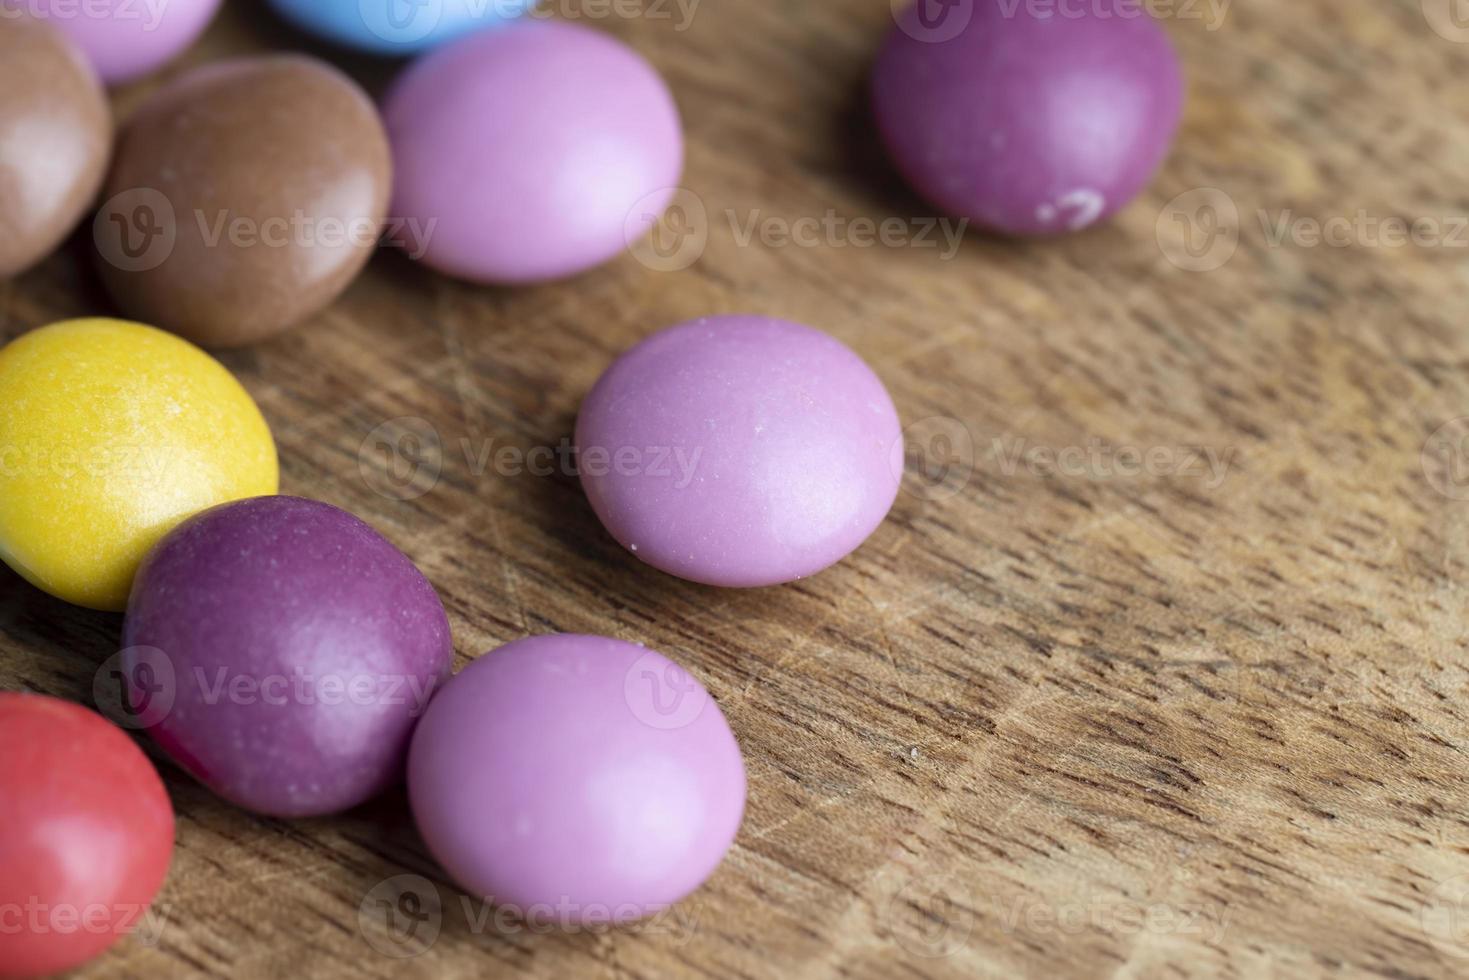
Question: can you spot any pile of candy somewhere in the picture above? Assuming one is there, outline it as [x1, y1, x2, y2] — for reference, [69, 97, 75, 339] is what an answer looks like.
[0, 1, 1182, 973]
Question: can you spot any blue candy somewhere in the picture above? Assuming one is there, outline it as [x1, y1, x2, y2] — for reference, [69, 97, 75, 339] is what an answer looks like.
[267, 0, 538, 56]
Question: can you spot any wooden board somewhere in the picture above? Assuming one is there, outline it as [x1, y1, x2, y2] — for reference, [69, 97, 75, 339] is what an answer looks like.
[4, 0, 1469, 976]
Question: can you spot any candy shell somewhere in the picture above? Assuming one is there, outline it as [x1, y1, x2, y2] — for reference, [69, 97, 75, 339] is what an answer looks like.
[0, 17, 110, 278]
[0, 318, 278, 611]
[26, 0, 222, 85]
[872, 0, 1184, 235]
[267, 0, 537, 56]
[95, 56, 392, 348]
[576, 315, 903, 587]
[0, 693, 174, 979]
[409, 634, 745, 922]
[122, 496, 454, 818]
[384, 20, 683, 284]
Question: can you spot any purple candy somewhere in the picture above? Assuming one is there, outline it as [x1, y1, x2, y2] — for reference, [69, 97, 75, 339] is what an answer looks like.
[408, 634, 745, 922]
[383, 21, 683, 284]
[576, 315, 902, 588]
[29, 0, 222, 85]
[872, 0, 1184, 236]
[121, 496, 453, 818]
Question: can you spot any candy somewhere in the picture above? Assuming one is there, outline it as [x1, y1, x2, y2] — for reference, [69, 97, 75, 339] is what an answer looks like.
[0, 17, 110, 279]
[0, 319, 277, 611]
[872, 0, 1184, 236]
[25, 0, 222, 85]
[576, 315, 903, 587]
[267, 0, 537, 56]
[0, 693, 174, 979]
[409, 634, 745, 922]
[122, 496, 453, 818]
[383, 21, 683, 284]
[95, 56, 391, 348]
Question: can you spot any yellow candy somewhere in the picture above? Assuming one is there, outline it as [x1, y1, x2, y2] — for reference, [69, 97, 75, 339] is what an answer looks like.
[0, 319, 278, 611]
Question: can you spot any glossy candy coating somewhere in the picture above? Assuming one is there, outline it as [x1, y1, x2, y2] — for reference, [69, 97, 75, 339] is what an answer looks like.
[0, 319, 278, 611]
[0, 693, 174, 979]
[0, 18, 110, 279]
[122, 496, 454, 818]
[872, 0, 1184, 236]
[576, 315, 903, 587]
[409, 634, 745, 921]
[267, 0, 537, 56]
[384, 21, 683, 284]
[27, 0, 222, 85]
[95, 56, 392, 348]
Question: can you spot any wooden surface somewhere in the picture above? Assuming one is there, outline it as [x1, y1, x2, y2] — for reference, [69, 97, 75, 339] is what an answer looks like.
[4, 0, 1469, 976]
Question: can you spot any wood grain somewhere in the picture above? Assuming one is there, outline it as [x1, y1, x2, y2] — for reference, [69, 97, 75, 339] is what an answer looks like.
[3, 0, 1469, 976]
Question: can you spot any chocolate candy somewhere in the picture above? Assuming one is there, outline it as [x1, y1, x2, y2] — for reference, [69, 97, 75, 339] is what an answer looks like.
[409, 634, 745, 921]
[0, 17, 110, 279]
[25, 0, 222, 85]
[383, 21, 683, 284]
[0, 693, 174, 978]
[267, 0, 536, 56]
[0, 318, 278, 611]
[95, 56, 392, 348]
[872, 0, 1184, 236]
[576, 315, 903, 587]
[122, 496, 454, 818]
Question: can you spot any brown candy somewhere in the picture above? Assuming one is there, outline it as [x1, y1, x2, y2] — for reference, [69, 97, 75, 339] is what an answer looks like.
[95, 56, 391, 348]
[0, 18, 111, 279]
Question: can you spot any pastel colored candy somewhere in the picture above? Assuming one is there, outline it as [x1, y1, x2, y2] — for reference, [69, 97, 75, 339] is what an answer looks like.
[267, 0, 537, 55]
[0, 319, 278, 611]
[95, 56, 392, 348]
[384, 21, 683, 284]
[122, 496, 454, 818]
[872, 0, 1184, 236]
[576, 315, 903, 587]
[0, 693, 174, 979]
[409, 634, 745, 921]
[0, 17, 110, 278]
[25, 0, 222, 85]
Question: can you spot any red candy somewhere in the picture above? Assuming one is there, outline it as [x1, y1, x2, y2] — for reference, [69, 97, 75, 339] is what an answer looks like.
[0, 693, 174, 978]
